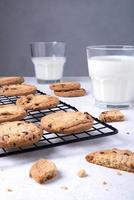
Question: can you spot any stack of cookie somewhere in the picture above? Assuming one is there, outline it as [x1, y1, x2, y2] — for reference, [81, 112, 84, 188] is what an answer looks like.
[0, 76, 37, 96]
[49, 81, 86, 97]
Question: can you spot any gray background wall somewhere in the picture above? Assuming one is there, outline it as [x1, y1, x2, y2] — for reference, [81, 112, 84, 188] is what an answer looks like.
[0, 0, 134, 76]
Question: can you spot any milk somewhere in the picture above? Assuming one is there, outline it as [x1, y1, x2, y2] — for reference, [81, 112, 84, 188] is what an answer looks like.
[88, 56, 134, 105]
[32, 57, 66, 82]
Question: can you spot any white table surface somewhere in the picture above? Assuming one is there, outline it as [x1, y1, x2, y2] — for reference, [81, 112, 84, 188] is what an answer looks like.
[0, 77, 134, 200]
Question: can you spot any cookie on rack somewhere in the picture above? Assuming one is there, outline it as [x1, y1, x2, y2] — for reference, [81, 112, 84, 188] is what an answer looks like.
[0, 121, 43, 148]
[0, 104, 27, 123]
[0, 76, 24, 86]
[29, 159, 57, 184]
[85, 148, 134, 173]
[16, 94, 59, 110]
[0, 84, 37, 96]
[99, 110, 124, 122]
[49, 81, 81, 91]
[41, 111, 93, 134]
[54, 88, 86, 97]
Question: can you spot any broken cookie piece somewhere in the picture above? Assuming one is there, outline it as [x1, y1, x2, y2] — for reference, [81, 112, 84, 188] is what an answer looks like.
[60, 185, 68, 190]
[6, 188, 13, 192]
[85, 148, 134, 173]
[29, 159, 57, 184]
[99, 110, 124, 122]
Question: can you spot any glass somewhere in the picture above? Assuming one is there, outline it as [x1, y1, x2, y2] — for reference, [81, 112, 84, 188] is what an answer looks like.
[86, 45, 134, 108]
[30, 41, 66, 83]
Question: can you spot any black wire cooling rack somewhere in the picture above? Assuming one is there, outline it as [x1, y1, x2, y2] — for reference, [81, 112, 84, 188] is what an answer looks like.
[0, 90, 118, 157]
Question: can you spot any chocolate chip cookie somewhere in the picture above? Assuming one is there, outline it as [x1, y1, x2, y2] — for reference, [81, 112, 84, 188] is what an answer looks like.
[0, 84, 37, 96]
[0, 121, 43, 148]
[49, 81, 81, 91]
[29, 159, 57, 184]
[0, 104, 27, 123]
[0, 76, 24, 86]
[54, 88, 86, 97]
[41, 111, 93, 134]
[85, 148, 134, 173]
[16, 94, 59, 110]
[99, 110, 124, 122]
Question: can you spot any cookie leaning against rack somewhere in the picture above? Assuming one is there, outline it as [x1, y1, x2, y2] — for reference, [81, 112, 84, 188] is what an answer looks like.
[0, 84, 37, 96]
[0, 121, 43, 148]
[41, 111, 93, 134]
[16, 94, 59, 110]
[0, 76, 24, 86]
[0, 104, 27, 123]
[85, 148, 134, 173]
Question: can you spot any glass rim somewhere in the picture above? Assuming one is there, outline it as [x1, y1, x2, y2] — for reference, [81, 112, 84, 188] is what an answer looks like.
[30, 41, 66, 46]
[86, 45, 134, 51]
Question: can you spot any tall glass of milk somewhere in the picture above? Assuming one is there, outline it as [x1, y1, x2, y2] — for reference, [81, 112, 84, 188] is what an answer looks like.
[87, 45, 134, 108]
[31, 42, 66, 83]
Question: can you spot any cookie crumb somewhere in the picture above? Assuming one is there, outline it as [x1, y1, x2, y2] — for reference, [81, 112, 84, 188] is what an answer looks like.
[105, 188, 109, 191]
[77, 169, 87, 177]
[60, 185, 68, 190]
[7, 188, 13, 192]
[99, 110, 124, 122]
[126, 132, 130, 135]
[117, 171, 122, 176]
[102, 181, 107, 185]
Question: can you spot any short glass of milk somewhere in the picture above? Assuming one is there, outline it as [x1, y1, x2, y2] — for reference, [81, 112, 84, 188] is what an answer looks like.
[31, 42, 66, 83]
[87, 45, 134, 108]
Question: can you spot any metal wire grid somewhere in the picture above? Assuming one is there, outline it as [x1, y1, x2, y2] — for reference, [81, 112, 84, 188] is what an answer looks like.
[0, 90, 118, 157]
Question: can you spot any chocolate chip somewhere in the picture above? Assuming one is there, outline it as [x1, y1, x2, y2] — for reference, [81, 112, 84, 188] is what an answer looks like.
[124, 153, 129, 156]
[101, 112, 107, 114]
[22, 131, 28, 135]
[112, 151, 117, 153]
[27, 97, 32, 101]
[35, 103, 39, 106]
[17, 122, 22, 126]
[48, 124, 52, 128]
[100, 151, 105, 154]
[33, 135, 36, 139]
[29, 137, 32, 141]
[13, 143, 16, 147]
[1, 112, 9, 115]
